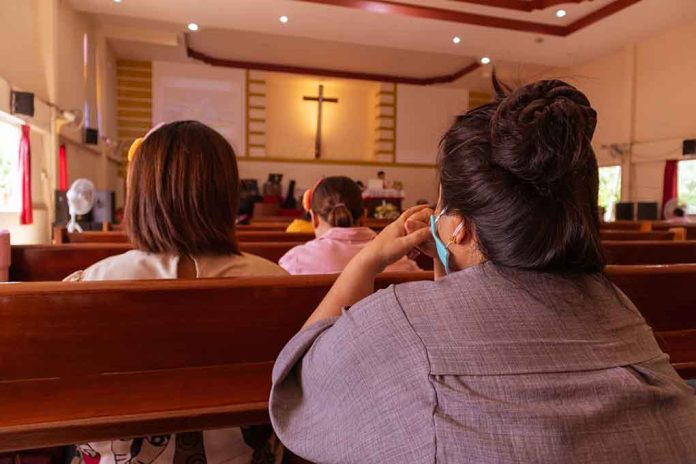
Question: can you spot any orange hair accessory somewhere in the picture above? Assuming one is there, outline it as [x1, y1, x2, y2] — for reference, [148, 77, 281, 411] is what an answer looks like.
[126, 122, 166, 162]
[127, 137, 144, 162]
[302, 178, 324, 212]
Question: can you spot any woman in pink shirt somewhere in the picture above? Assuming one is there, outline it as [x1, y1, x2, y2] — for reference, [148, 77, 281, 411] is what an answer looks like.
[279, 176, 420, 274]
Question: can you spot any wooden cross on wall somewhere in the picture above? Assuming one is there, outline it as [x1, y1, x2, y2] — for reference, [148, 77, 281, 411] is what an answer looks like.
[303, 84, 338, 159]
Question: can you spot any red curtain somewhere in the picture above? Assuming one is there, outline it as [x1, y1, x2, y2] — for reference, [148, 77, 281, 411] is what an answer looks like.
[662, 160, 679, 214]
[18, 124, 32, 225]
[58, 144, 68, 190]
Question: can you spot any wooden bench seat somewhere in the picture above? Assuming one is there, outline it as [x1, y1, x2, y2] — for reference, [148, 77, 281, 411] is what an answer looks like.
[0, 266, 693, 451]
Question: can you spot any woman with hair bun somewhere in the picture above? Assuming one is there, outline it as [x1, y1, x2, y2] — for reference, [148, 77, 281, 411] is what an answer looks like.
[269, 79, 696, 462]
[278, 176, 420, 274]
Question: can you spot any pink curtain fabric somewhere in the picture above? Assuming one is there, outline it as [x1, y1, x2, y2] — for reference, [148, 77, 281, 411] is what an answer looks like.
[18, 124, 32, 225]
[661, 160, 678, 215]
[58, 144, 68, 191]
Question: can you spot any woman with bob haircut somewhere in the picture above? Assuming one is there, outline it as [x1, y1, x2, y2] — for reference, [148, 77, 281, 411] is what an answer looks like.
[269, 79, 696, 462]
[67, 121, 286, 464]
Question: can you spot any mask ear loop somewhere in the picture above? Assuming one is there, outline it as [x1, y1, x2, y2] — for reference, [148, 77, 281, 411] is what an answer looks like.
[446, 221, 465, 249]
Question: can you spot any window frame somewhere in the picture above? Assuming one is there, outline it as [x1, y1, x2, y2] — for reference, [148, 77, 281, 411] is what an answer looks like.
[677, 158, 696, 215]
[598, 165, 622, 222]
[0, 111, 23, 214]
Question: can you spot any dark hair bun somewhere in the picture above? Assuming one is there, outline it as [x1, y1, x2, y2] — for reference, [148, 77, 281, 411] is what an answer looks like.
[491, 78, 597, 184]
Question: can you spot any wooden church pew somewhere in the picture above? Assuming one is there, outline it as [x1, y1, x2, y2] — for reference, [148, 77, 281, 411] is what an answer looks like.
[10, 242, 303, 281]
[602, 241, 696, 265]
[600, 221, 652, 232]
[607, 264, 696, 379]
[0, 265, 693, 451]
[651, 222, 696, 240]
[55, 227, 685, 245]
[16, 239, 696, 282]
[414, 241, 696, 270]
[53, 227, 316, 245]
[237, 223, 294, 232]
[0, 272, 431, 452]
[599, 230, 680, 241]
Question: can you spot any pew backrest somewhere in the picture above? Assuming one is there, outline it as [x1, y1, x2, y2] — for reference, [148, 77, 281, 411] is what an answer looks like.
[10, 243, 302, 281]
[0, 272, 432, 451]
[605, 264, 696, 379]
[651, 222, 696, 240]
[54, 227, 315, 244]
[603, 240, 696, 265]
[1, 266, 693, 451]
[600, 221, 651, 232]
[2, 266, 692, 378]
[600, 230, 677, 241]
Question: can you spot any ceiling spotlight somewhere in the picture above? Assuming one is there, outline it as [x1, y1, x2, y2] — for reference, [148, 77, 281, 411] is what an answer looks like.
[480, 56, 491, 65]
[452, 36, 461, 44]
[113, 0, 122, 3]
[187, 23, 199, 32]
[556, 9, 567, 18]
[280, 15, 289, 24]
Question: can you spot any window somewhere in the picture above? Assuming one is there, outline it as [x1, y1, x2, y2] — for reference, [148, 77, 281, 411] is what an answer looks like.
[0, 115, 21, 212]
[678, 159, 696, 214]
[598, 165, 621, 221]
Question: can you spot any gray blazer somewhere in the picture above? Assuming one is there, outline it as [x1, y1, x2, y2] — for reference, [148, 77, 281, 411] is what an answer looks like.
[270, 263, 696, 463]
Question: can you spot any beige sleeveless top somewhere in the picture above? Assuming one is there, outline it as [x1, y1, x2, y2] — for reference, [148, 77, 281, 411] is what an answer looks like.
[64, 249, 287, 281]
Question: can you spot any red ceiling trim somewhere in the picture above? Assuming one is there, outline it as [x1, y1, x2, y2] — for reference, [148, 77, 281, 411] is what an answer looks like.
[297, 0, 564, 35]
[445, 0, 589, 12]
[564, 0, 642, 35]
[185, 37, 481, 85]
[295, 0, 643, 36]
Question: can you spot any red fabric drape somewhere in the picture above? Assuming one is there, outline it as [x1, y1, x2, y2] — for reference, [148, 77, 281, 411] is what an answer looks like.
[662, 160, 679, 215]
[58, 144, 68, 190]
[18, 124, 32, 225]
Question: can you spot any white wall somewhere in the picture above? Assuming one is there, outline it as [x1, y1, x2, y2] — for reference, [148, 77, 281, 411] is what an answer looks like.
[152, 61, 246, 154]
[0, 0, 55, 243]
[0, 0, 120, 244]
[548, 18, 696, 206]
[396, 84, 469, 165]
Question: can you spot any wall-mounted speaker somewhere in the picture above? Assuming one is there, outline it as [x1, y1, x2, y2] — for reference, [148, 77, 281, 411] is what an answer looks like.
[616, 202, 635, 221]
[84, 127, 99, 145]
[684, 139, 696, 156]
[636, 202, 658, 220]
[10, 91, 34, 117]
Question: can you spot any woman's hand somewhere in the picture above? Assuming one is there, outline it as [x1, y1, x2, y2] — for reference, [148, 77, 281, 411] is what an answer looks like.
[404, 206, 437, 258]
[358, 205, 433, 273]
[303, 205, 432, 329]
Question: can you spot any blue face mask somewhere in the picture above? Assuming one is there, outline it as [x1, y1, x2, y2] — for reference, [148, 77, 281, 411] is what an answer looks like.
[430, 208, 464, 274]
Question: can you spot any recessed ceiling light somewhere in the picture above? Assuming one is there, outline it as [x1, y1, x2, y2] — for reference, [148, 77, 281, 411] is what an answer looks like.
[113, 0, 122, 3]
[480, 56, 491, 65]
[187, 23, 199, 32]
[556, 9, 567, 18]
[452, 36, 461, 44]
[280, 15, 289, 24]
